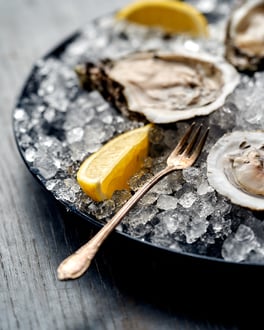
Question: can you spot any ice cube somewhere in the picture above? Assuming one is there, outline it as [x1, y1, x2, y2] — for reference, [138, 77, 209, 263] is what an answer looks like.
[157, 195, 178, 210]
[222, 225, 260, 262]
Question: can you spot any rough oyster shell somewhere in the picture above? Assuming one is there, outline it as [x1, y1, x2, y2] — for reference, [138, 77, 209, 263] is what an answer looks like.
[225, 0, 264, 72]
[76, 50, 239, 124]
[207, 131, 264, 210]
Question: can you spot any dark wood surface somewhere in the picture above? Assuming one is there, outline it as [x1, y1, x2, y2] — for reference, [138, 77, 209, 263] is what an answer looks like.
[1, 1, 263, 329]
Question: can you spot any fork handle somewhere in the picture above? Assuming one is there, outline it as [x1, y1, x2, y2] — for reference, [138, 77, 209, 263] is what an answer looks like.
[57, 165, 174, 280]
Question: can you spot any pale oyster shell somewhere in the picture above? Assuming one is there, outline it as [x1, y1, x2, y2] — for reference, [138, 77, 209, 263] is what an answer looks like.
[76, 50, 239, 124]
[225, 0, 264, 71]
[207, 131, 264, 210]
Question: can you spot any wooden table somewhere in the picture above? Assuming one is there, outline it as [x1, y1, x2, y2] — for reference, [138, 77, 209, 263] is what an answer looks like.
[1, 0, 263, 329]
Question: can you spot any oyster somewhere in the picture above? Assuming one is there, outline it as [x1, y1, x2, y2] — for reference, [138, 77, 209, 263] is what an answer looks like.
[225, 0, 264, 71]
[76, 50, 239, 124]
[207, 131, 264, 210]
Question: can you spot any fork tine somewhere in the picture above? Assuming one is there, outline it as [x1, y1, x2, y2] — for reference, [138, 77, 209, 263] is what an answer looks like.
[182, 124, 202, 156]
[195, 127, 209, 155]
[173, 122, 196, 154]
[189, 127, 209, 162]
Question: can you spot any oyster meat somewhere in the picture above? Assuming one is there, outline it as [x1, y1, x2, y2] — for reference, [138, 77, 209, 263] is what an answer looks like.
[76, 50, 239, 124]
[207, 131, 264, 210]
[225, 0, 264, 71]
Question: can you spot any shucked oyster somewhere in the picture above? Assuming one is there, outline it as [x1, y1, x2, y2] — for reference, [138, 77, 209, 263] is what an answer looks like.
[76, 50, 239, 124]
[207, 131, 264, 210]
[225, 0, 264, 71]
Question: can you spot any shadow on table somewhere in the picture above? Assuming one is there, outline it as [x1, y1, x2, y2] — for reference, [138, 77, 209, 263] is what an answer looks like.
[60, 205, 264, 329]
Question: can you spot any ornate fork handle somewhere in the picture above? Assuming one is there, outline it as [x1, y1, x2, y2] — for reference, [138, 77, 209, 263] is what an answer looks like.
[57, 166, 174, 280]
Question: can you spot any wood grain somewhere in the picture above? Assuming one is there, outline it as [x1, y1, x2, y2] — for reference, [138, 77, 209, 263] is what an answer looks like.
[0, 0, 262, 329]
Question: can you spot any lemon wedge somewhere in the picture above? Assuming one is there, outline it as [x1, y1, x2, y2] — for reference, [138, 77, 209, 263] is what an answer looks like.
[77, 124, 153, 201]
[116, 0, 209, 37]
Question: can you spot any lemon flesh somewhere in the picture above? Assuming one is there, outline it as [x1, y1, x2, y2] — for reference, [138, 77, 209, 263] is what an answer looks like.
[116, 0, 209, 37]
[77, 124, 153, 201]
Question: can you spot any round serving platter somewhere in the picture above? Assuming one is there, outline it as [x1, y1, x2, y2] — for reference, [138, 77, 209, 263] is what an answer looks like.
[13, 4, 264, 270]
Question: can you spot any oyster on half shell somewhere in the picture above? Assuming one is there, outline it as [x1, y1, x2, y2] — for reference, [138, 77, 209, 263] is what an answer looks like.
[225, 0, 264, 71]
[207, 131, 264, 210]
[76, 50, 239, 124]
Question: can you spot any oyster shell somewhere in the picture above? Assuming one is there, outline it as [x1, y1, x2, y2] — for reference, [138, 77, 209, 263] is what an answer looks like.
[76, 50, 239, 124]
[207, 131, 264, 210]
[225, 0, 264, 71]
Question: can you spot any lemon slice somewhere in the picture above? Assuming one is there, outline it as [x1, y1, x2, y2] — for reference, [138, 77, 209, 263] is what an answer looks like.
[116, 0, 209, 37]
[77, 124, 153, 201]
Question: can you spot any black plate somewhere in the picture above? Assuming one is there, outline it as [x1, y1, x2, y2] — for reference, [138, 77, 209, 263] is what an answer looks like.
[13, 8, 264, 269]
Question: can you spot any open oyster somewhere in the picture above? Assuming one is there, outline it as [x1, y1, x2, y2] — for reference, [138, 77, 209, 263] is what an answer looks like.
[207, 131, 264, 210]
[225, 0, 264, 71]
[76, 50, 239, 124]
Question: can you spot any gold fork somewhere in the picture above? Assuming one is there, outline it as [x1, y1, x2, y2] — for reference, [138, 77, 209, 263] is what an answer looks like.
[57, 122, 209, 281]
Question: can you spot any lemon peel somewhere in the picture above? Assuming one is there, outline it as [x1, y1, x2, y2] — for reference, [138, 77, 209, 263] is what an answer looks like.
[116, 0, 209, 37]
